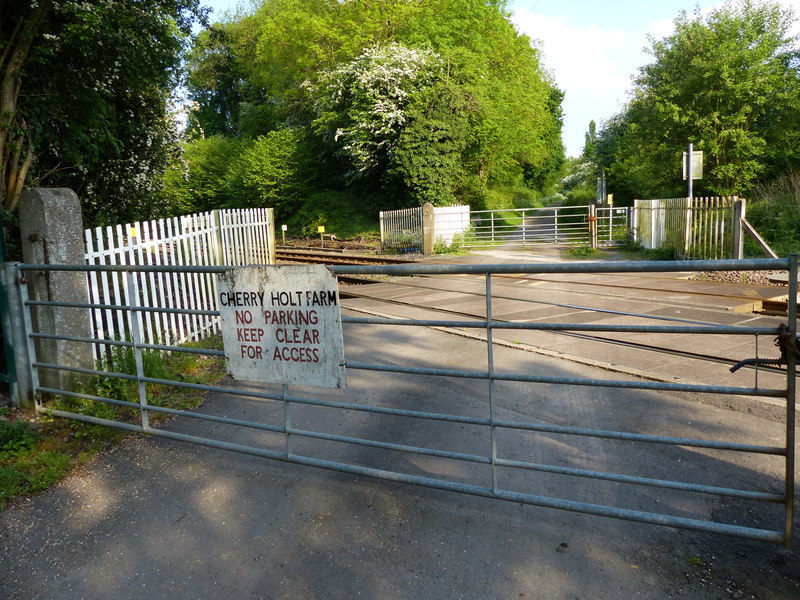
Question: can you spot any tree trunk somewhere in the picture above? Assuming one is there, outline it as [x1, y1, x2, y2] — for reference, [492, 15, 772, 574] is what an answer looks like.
[0, 3, 51, 213]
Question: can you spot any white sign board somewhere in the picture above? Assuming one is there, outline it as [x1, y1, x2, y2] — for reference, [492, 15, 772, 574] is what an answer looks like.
[682, 150, 703, 180]
[217, 265, 346, 388]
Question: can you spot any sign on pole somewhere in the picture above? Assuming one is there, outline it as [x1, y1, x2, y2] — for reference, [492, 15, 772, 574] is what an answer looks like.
[217, 265, 346, 388]
[682, 149, 703, 180]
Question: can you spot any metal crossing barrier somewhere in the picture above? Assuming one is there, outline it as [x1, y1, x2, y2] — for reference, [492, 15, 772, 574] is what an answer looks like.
[5, 257, 797, 546]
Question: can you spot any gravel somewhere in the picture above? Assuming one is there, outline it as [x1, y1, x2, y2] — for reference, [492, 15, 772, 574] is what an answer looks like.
[689, 271, 787, 286]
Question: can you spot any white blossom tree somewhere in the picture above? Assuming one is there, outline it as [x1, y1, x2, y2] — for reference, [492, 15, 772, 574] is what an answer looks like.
[308, 43, 445, 180]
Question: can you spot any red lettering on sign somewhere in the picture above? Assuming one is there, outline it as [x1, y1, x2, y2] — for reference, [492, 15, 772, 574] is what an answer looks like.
[237, 327, 265, 342]
[235, 310, 253, 324]
[240, 345, 263, 359]
[272, 346, 320, 363]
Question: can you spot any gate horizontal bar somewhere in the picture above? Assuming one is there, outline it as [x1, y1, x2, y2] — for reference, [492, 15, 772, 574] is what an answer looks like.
[32, 405, 787, 545]
[34, 357, 789, 400]
[39, 387, 783, 503]
[35, 366, 785, 456]
[26, 299, 218, 317]
[345, 361, 787, 398]
[28, 312, 779, 339]
[343, 317, 778, 336]
[17, 257, 790, 275]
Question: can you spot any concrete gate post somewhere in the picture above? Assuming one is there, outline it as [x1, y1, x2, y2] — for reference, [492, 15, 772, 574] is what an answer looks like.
[19, 188, 94, 397]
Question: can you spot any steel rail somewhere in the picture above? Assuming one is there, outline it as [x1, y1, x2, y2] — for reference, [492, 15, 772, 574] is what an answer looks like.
[26, 292, 785, 374]
[489, 270, 789, 303]
[338, 272, 771, 326]
[337, 282, 787, 372]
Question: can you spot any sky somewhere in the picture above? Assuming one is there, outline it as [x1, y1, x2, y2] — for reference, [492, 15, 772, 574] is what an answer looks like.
[201, 0, 799, 157]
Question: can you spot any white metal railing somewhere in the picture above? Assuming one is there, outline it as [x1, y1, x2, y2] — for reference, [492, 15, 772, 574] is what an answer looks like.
[84, 208, 275, 357]
[379, 206, 424, 252]
[460, 206, 595, 248]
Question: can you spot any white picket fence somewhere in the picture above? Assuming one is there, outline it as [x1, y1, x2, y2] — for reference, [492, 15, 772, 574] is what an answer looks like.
[84, 208, 275, 359]
[633, 197, 739, 259]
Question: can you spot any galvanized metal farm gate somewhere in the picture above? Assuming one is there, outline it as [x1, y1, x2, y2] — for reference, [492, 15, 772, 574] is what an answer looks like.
[456, 205, 629, 248]
[5, 257, 797, 546]
[380, 204, 630, 251]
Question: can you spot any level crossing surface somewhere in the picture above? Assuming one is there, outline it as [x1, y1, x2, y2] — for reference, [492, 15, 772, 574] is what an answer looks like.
[341, 247, 792, 413]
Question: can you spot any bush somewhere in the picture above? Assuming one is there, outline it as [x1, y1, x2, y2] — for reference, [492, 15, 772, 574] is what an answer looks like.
[225, 129, 311, 220]
[745, 171, 800, 257]
[564, 245, 598, 258]
[285, 190, 380, 239]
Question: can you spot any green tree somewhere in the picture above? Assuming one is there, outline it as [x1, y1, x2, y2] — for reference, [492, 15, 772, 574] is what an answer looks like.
[162, 135, 244, 214]
[224, 128, 310, 218]
[185, 0, 564, 210]
[389, 80, 470, 206]
[308, 43, 446, 186]
[597, 0, 800, 200]
[1, 0, 205, 223]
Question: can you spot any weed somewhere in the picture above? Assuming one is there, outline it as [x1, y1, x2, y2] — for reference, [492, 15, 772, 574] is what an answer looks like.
[619, 232, 644, 253]
[646, 246, 680, 261]
[0, 420, 38, 460]
[0, 466, 25, 505]
[746, 170, 800, 257]
[564, 245, 599, 258]
[686, 555, 707, 568]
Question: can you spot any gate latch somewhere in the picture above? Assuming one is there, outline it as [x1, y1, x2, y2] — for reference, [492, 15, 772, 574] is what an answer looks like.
[730, 323, 798, 373]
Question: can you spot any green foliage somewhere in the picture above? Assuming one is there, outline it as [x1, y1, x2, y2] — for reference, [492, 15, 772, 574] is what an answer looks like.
[0, 336, 227, 508]
[434, 227, 473, 254]
[2, 0, 207, 225]
[619, 232, 645, 253]
[309, 43, 446, 182]
[0, 415, 71, 507]
[594, 0, 800, 202]
[285, 190, 380, 238]
[162, 135, 244, 214]
[0, 420, 38, 461]
[178, 0, 565, 216]
[564, 245, 599, 258]
[224, 128, 311, 219]
[389, 81, 471, 206]
[560, 155, 599, 206]
[744, 170, 800, 257]
[93, 344, 170, 401]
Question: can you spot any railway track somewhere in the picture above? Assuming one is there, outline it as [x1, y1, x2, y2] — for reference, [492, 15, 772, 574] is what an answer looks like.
[338, 273, 790, 377]
[276, 247, 416, 266]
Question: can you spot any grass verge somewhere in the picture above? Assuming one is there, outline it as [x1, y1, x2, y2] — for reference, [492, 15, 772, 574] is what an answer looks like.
[0, 336, 227, 509]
